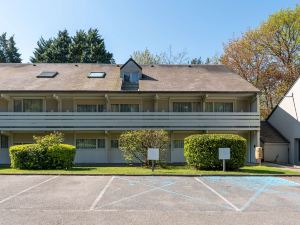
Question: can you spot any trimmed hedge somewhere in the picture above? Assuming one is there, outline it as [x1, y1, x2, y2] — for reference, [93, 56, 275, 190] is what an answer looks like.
[9, 144, 75, 169]
[184, 134, 247, 170]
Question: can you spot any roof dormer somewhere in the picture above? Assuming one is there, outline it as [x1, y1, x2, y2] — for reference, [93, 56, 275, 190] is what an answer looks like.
[120, 58, 142, 90]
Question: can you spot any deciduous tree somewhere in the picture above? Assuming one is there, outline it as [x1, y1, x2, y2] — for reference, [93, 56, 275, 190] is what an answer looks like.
[119, 130, 169, 165]
[221, 6, 300, 118]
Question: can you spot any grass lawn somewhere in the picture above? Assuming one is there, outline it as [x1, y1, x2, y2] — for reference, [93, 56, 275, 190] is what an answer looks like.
[0, 165, 299, 175]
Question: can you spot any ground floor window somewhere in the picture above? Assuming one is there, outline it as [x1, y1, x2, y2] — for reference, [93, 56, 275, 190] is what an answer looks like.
[111, 139, 119, 148]
[298, 139, 300, 162]
[97, 139, 105, 148]
[173, 140, 184, 148]
[0, 135, 9, 148]
[76, 139, 97, 149]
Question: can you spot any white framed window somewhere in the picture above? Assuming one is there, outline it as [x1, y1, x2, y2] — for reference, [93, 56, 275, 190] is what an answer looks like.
[173, 140, 184, 148]
[76, 139, 97, 149]
[76, 104, 106, 112]
[97, 139, 105, 148]
[123, 72, 139, 83]
[173, 102, 192, 112]
[205, 102, 233, 112]
[13, 99, 43, 112]
[111, 104, 139, 112]
[0, 135, 9, 148]
[111, 139, 119, 148]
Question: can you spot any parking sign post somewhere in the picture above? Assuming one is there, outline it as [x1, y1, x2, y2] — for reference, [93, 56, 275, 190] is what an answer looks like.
[148, 148, 159, 172]
[219, 148, 230, 172]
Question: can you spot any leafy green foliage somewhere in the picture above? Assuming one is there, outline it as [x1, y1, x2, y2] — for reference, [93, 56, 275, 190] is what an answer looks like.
[0, 33, 21, 63]
[184, 134, 247, 170]
[131, 48, 162, 64]
[221, 5, 300, 118]
[33, 132, 64, 148]
[119, 130, 169, 165]
[31, 28, 114, 63]
[9, 132, 75, 169]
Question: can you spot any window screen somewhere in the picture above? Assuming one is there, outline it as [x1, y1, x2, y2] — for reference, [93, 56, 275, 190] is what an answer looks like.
[77, 104, 97, 112]
[13, 100, 22, 112]
[120, 104, 139, 112]
[0, 135, 9, 148]
[97, 139, 105, 148]
[76, 139, 97, 149]
[205, 102, 214, 112]
[173, 102, 192, 112]
[174, 140, 184, 148]
[111, 140, 119, 148]
[214, 102, 233, 112]
[23, 99, 43, 112]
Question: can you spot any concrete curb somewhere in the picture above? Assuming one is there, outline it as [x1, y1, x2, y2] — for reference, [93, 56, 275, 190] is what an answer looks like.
[0, 173, 300, 177]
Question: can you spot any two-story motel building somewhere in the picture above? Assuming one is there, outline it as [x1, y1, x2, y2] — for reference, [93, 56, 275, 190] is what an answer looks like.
[0, 58, 260, 165]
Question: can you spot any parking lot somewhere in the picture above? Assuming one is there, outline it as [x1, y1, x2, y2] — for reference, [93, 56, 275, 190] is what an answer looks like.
[0, 175, 300, 225]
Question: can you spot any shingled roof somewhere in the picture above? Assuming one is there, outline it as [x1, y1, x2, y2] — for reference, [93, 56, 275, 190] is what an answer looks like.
[260, 121, 289, 143]
[0, 63, 259, 92]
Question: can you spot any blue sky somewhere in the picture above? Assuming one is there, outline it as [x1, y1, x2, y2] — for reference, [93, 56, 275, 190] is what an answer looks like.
[0, 0, 299, 63]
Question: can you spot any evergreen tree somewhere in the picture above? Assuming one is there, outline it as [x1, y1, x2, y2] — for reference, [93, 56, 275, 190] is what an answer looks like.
[31, 28, 114, 63]
[30, 37, 53, 63]
[6, 36, 21, 63]
[0, 33, 21, 63]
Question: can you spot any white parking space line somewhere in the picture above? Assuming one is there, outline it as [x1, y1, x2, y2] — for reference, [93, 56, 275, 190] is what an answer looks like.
[0, 176, 58, 205]
[194, 177, 240, 212]
[90, 176, 115, 210]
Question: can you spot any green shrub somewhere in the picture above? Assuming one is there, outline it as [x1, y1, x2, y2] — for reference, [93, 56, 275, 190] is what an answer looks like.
[47, 144, 76, 169]
[9, 132, 76, 169]
[184, 134, 247, 170]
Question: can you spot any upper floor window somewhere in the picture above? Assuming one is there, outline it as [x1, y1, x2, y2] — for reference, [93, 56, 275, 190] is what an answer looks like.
[111, 104, 139, 112]
[173, 102, 192, 112]
[205, 102, 233, 112]
[77, 104, 105, 112]
[123, 72, 139, 84]
[14, 99, 43, 112]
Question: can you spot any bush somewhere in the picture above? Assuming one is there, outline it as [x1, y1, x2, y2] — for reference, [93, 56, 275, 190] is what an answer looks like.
[9, 132, 76, 169]
[119, 130, 169, 165]
[184, 134, 247, 170]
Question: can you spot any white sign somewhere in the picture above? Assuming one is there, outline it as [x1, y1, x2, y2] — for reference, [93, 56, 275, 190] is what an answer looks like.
[219, 148, 230, 160]
[147, 148, 159, 160]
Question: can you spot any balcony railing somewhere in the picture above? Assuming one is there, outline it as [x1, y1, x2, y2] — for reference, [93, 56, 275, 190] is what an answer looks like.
[0, 112, 260, 131]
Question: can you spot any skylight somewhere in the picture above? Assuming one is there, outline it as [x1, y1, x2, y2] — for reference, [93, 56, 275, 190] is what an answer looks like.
[88, 72, 106, 78]
[37, 71, 58, 78]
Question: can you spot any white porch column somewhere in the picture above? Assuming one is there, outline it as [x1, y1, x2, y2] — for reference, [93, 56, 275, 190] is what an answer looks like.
[105, 131, 111, 163]
[169, 131, 174, 163]
[105, 94, 110, 112]
[154, 94, 159, 112]
[53, 94, 62, 112]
